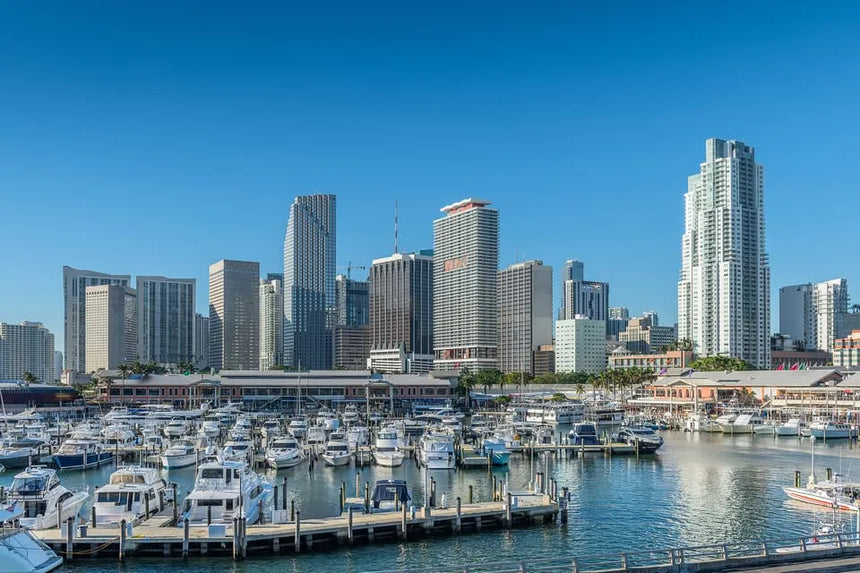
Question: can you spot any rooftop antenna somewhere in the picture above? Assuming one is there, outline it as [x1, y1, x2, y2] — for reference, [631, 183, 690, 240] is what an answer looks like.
[394, 200, 399, 254]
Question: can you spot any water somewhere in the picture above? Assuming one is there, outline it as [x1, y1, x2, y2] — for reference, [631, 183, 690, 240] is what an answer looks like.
[8, 432, 860, 572]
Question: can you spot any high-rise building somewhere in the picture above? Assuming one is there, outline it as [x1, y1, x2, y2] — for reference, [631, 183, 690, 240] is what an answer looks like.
[555, 317, 606, 374]
[433, 198, 499, 371]
[209, 260, 260, 371]
[335, 275, 369, 328]
[63, 266, 131, 372]
[562, 260, 584, 282]
[678, 138, 770, 367]
[53, 351, 63, 382]
[136, 276, 195, 366]
[619, 315, 676, 354]
[369, 251, 434, 374]
[779, 279, 849, 352]
[259, 278, 283, 370]
[283, 194, 336, 369]
[609, 307, 629, 320]
[0, 322, 55, 382]
[497, 260, 553, 375]
[333, 326, 371, 370]
[560, 279, 609, 322]
[641, 311, 659, 326]
[193, 313, 210, 371]
[84, 284, 137, 371]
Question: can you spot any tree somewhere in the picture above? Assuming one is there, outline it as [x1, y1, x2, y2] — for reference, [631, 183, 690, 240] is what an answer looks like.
[550, 392, 567, 402]
[456, 367, 476, 403]
[690, 355, 756, 372]
[475, 369, 502, 395]
[22, 371, 37, 384]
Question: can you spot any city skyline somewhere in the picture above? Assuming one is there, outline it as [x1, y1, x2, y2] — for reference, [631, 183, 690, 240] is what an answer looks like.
[3, 4, 860, 350]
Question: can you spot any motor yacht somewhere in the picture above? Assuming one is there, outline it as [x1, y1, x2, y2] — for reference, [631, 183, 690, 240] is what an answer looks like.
[612, 427, 664, 453]
[342, 404, 360, 425]
[160, 441, 198, 470]
[809, 421, 855, 439]
[221, 433, 253, 463]
[418, 431, 455, 469]
[287, 417, 308, 439]
[372, 427, 404, 467]
[0, 502, 62, 573]
[265, 435, 306, 469]
[719, 413, 765, 434]
[480, 437, 510, 466]
[9, 466, 88, 530]
[568, 423, 601, 446]
[162, 419, 190, 440]
[369, 479, 411, 513]
[321, 432, 352, 466]
[775, 418, 807, 437]
[260, 419, 282, 441]
[93, 466, 171, 526]
[305, 426, 327, 451]
[199, 420, 221, 440]
[52, 433, 113, 471]
[0, 437, 48, 470]
[184, 459, 271, 525]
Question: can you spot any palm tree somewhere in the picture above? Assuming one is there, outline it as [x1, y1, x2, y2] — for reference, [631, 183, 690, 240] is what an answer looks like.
[22, 371, 37, 384]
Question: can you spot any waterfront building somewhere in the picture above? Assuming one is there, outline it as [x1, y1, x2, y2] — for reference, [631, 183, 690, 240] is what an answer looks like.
[283, 194, 336, 370]
[497, 260, 553, 375]
[136, 276, 195, 366]
[0, 322, 55, 382]
[609, 350, 693, 371]
[533, 344, 555, 376]
[609, 307, 629, 320]
[84, 285, 137, 372]
[62, 266, 131, 372]
[193, 313, 209, 371]
[209, 259, 260, 371]
[369, 251, 434, 374]
[780, 279, 849, 352]
[555, 316, 606, 374]
[433, 198, 499, 372]
[333, 325, 371, 370]
[813, 279, 848, 353]
[677, 138, 770, 368]
[619, 315, 676, 354]
[834, 330, 860, 368]
[259, 278, 283, 370]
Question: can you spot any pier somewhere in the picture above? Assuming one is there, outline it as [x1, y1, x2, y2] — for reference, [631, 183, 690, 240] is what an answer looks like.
[34, 493, 559, 560]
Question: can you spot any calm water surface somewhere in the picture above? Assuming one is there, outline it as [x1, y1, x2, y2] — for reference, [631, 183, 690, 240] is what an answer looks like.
[9, 431, 860, 572]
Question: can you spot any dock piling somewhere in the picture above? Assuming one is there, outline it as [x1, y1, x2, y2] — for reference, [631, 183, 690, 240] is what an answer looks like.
[455, 497, 462, 532]
[347, 506, 354, 545]
[66, 516, 74, 561]
[506, 492, 512, 527]
[119, 519, 126, 562]
[290, 499, 295, 522]
[364, 482, 370, 513]
[469, 484, 473, 504]
[172, 484, 178, 525]
[294, 510, 301, 553]
[57, 499, 63, 530]
[274, 485, 278, 510]
[182, 519, 189, 558]
[91, 505, 97, 527]
[401, 501, 408, 541]
[232, 517, 239, 560]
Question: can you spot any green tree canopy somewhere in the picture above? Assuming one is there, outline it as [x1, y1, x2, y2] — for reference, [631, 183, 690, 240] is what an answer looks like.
[690, 355, 756, 372]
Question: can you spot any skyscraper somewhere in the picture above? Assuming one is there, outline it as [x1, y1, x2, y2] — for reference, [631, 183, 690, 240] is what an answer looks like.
[782, 279, 850, 352]
[85, 284, 137, 371]
[562, 259, 584, 281]
[335, 275, 369, 327]
[433, 198, 499, 371]
[0, 322, 55, 382]
[609, 307, 630, 320]
[555, 317, 606, 374]
[193, 313, 210, 371]
[259, 278, 283, 370]
[63, 266, 130, 372]
[283, 194, 336, 369]
[136, 276, 195, 366]
[497, 260, 553, 375]
[209, 260, 260, 371]
[558, 260, 609, 325]
[369, 251, 434, 373]
[678, 138, 770, 367]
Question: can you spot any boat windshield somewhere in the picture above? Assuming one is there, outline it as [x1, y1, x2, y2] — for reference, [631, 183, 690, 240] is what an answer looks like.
[12, 476, 47, 494]
[110, 473, 147, 485]
[97, 491, 132, 505]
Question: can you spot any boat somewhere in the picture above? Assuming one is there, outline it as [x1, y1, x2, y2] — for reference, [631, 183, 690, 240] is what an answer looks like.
[305, 426, 327, 451]
[8, 466, 88, 530]
[160, 441, 198, 470]
[612, 427, 664, 453]
[287, 417, 308, 439]
[775, 418, 807, 437]
[199, 420, 221, 439]
[418, 431, 455, 469]
[0, 438, 47, 470]
[260, 419, 282, 440]
[0, 501, 63, 573]
[265, 435, 306, 469]
[568, 423, 601, 446]
[719, 413, 765, 434]
[783, 474, 860, 512]
[184, 459, 271, 525]
[52, 434, 113, 471]
[221, 433, 253, 463]
[590, 407, 625, 427]
[752, 422, 778, 435]
[321, 432, 352, 466]
[480, 436, 510, 466]
[93, 466, 172, 526]
[316, 408, 340, 431]
[809, 421, 855, 440]
[370, 479, 411, 513]
[372, 427, 404, 468]
[342, 404, 359, 425]
[162, 419, 190, 439]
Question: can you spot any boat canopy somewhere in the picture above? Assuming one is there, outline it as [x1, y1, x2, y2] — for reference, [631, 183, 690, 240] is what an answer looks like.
[371, 480, 410, 507]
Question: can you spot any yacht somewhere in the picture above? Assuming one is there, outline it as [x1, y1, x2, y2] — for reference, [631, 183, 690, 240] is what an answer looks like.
[306, 426, 327, 451]
[316, 408, 340, 431]
[162, 419, 190, 439]
[160, 441, 198, 470]
[265, 435, 306, 469]
[568, 423, 601, 446]
[775, 418, 807, 437]
[222, 433, 253, 463]
[199, 420, 221, 439]
[369, 479, 411, 513]
[260, 419, 282, 441]
[184, 459, 271, 525]
[9, 467, 88, 530]
[372, 427, 404, 467]
[287, 417, 308, 439]
[101, 424, 137, 450]
[342, 404, 359, 425]
[719, 413, 765, 434]
[612, 427, 664, 453]
[480, 436, 510, 466]
[0, 503, 62, 573]
[93, 466, 171, 526]
[590, 407, 625, 427]
[809, 421, 855, 439]
[0, 437, 47, 470]
[706, 412, 737, 433]
[321, 432, 352, 466]
[52, 434, 113, 471]
[418, 431, 455, 469]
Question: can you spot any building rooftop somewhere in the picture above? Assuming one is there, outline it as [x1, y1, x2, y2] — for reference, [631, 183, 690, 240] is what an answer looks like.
[440, 198, 492, 214]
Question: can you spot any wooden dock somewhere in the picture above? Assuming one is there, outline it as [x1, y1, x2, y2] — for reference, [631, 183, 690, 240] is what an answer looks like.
[510, 442, 640, 455]
[35, 493, 560, 561]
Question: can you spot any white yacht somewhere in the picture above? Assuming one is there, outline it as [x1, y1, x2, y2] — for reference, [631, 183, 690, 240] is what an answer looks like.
[260, 419, 282, 441]
[162, 419, 190, 439]
[419, 431, 455, 469]
[372, 427, 404, 467]
[0, 503, 62, 573]
[184, 459, 271, 525]
[342, 404, 360, 425]
[265, 435, 306, 469]
[706, 412, 737, 433]
[810, 421, 855, 439]
[305, 426, 327, 451]
[288, 417, 308, 439]
[321, 432, 352, 466]
[160, 441, 198, 470]
[775, 418, 807, 436]
[222, 433, 253, 463]
[200, 420, 221, 439]
[720, 413, 765, 434]
[9, 467, 88, 530]
[317, 408, 339, 431]
[93, 466, 171, 526]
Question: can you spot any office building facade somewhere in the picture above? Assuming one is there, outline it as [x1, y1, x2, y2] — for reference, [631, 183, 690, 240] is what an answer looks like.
[433, 198, 499, 371]
[497, 260, 553, 375]
[194, 313, 210, 371]
[283, 194, 336, 369]
[678, 138, 770, 367]
[259, 278, 283, 370]
[555, 317, 606, 374]
[84, 284, 137, 372]
[779, 279, 849, 352]
[0, 322, 55, 382]
[136, 276, 195, 366]
[209, 260, 260, 371]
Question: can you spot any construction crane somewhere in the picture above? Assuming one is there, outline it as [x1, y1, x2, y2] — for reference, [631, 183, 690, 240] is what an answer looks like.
[337, 261, 367, 280]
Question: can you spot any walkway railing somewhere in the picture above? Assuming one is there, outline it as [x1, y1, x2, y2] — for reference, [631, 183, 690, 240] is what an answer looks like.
[371, 530, 860, 572]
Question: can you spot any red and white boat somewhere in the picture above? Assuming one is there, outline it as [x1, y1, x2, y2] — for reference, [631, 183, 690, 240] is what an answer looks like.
[783, 475, 860, 512]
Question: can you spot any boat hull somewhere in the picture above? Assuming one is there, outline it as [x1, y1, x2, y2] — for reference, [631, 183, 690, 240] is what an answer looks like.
[0, 451, 35, 469]
[52, 452, 113, 471]
[161, 453, 197, 469]
[775, 427, 802, 436]
[373, 451, 404, 467]
[810, 429, 852, 439]
[0, 528, 63, 573]
[322, 453, 352, 467]
[783, 486, 857, 511]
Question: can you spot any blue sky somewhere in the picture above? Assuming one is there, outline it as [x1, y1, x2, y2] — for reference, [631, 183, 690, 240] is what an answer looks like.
[1, 2, 859, 352]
